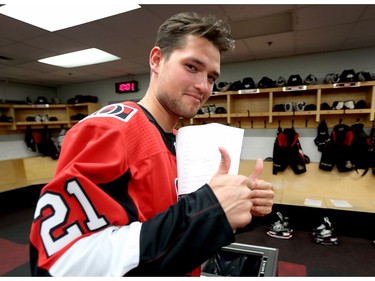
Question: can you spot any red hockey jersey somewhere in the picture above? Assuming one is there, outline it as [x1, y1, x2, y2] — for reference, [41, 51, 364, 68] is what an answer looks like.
[29, 102, 234, 276]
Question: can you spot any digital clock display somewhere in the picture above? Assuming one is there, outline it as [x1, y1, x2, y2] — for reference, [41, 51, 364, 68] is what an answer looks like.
[115, 80, 139, 93]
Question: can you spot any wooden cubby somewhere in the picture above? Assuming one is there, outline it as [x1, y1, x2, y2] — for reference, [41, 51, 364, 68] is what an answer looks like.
[0, 102, 100, 134]
[177, 81, 375, 129]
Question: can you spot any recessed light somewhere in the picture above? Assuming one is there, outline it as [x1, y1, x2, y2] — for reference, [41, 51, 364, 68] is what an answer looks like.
[38, 48, 120, 68]
[0, 0, 140, 31]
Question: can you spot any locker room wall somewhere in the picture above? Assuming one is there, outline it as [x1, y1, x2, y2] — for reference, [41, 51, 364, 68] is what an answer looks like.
[1, 46, 375, 161]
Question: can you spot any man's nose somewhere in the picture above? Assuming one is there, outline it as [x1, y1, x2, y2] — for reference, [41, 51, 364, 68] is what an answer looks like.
[194, 74, 210, 94]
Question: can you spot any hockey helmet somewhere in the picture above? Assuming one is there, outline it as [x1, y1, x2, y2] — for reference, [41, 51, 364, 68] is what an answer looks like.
[276, 76, 287, 87]
[258, 76, 276, 88]
[324, 73, 340, 84]
[287, 74, 303, 86]
[241, 77, 256, 89]
[339, 69, 356, 82]
[304, 74, 318, 85]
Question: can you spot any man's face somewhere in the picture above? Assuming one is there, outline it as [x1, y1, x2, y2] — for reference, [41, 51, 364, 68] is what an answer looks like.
[154, 35, 221, 119]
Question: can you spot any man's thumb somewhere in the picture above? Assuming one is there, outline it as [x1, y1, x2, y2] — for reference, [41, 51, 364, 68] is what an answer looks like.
[250, 158, 263, 180]
[214, 146, 231, 175]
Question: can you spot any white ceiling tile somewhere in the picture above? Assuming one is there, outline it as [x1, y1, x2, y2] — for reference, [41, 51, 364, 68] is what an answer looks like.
[0, 14, 46, 41]
[222, 4, 294, 21]
[295, 24, 351, 50]
[222, 39, 255, 64]
[348, 19, 375, 39]
[0, 42, 51, 60]
[360, 5, 375, 20]
[25, 33, 88, 55]
[244, 32, 294, 52]
[295, 5, 365, 30]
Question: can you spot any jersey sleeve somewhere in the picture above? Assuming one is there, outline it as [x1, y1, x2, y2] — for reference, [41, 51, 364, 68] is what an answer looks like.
[128, 184, 235, 276]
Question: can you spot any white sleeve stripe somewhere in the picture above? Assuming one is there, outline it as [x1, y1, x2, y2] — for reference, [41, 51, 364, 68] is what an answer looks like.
[50, 222, 142, 276]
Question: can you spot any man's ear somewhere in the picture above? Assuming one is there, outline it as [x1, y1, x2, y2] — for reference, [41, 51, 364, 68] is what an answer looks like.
[150, 47, 162, 74]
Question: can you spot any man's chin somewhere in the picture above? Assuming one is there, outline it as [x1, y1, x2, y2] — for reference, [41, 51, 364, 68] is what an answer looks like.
[179, 109, 200, 119]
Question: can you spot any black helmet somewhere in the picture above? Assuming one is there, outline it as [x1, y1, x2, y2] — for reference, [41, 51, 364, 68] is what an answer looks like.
[228, 80, 242, 91]
[217, 82, 232, 92]
[324, 73, 340, 84]
[355, 71, 373, 82]
[241, 77, 256, 89]
[215, 106, 227, 114]
[35, 96, 48, 104]
[258, 76, 276, 88]
[287, 74, 303, 86]
[339, 69, 356, 82]
[304, 74, 318, 85]
[276, 76, 287, 87]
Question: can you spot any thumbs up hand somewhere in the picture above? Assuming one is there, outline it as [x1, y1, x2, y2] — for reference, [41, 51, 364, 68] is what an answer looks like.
[212, 146, 232, 176]
[248, 159, 274, 217]
[209, 147, 253, 230]
[208, 147, 274, 230]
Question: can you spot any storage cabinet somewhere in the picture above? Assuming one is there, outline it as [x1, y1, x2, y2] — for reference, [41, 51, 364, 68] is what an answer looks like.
[317, 83, 374, 127]
[13, 104, 68, 128]
[178, 81, 375, 129]
[0, 104, 15, 130]
[0, 102, 100, 133]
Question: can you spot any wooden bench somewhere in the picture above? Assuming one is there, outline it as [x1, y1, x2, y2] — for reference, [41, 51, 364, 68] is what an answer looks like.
[1, 157, 374, 214]
[0, 157, 57, 193]
[239, 160, 375, 214]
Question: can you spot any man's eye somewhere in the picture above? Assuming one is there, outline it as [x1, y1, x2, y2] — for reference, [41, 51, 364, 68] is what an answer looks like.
[208, 76, 216, 83]
[187, 64, 197, 71]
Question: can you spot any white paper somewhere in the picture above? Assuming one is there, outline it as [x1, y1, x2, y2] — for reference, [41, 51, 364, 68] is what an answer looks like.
[304, 198, 322, 207]
[176, 123, 244, 195]
[330, 199, 352, 208]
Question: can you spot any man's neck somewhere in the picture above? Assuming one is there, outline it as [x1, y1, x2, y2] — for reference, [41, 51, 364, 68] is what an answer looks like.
[138, 98, 177, 133]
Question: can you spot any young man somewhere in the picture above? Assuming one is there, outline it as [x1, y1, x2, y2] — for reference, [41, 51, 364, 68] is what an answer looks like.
[29, 12, 274, 276]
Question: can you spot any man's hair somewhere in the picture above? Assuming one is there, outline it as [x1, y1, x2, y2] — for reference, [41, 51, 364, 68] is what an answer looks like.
[155, 12, 235, 60]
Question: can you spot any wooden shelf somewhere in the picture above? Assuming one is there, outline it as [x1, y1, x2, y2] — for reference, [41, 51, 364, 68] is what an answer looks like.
[0, 102, 100, 134]
[181, 81, 375, 129]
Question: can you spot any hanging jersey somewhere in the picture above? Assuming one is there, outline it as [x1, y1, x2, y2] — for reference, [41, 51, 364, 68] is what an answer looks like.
[369, 126, 375, 175]
[350, 123, 371, 175]
[314, 120, 330, 152]
[319, 123, 354, 172]
[272, 127, 306, 175]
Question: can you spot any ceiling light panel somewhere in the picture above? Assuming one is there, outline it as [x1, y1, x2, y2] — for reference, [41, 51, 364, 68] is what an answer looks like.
[38, 48, 120, 68]
[0, 0, 140, 31]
